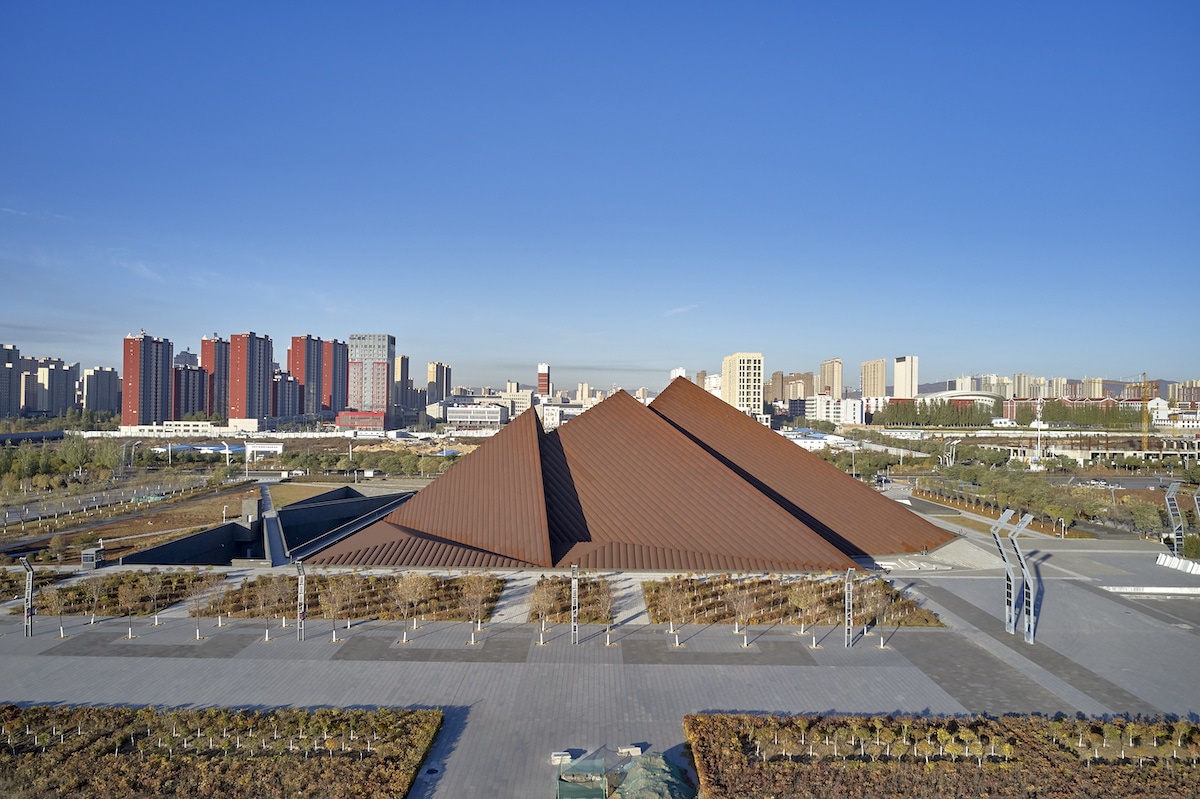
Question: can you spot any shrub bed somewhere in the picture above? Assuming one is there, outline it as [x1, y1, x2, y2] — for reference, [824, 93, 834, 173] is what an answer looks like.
[643, 574, 940, 628]
[0, 704, 441, 798]
[684, 713, 1200, 799]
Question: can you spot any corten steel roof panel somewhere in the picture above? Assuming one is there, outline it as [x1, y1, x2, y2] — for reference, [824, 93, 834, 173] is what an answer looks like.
[649, 378, 955, 557]
[552, 391, 859, 571]
[377, 408, 554, 566]
[308, 521, 531, 569]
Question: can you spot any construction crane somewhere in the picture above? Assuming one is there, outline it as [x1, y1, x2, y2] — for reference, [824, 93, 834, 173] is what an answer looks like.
[1117, 373, 1151, 452]
[1140, 372, 1150, 452]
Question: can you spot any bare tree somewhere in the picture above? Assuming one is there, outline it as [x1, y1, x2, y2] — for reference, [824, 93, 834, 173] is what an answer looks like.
[38, 585, 69, 638]
[729, 586, 757, 635]
[185, 571, 223, 640]
[459, 572, 494, 632]
[392, 572, 434, 630]
[82, 574, 106, 625]
[268, 574, 293, 626]
[528, 578, 558, 632]
[658, 579, 690, 635]
[318, 573, 356, 642]
[117, 579, 141, 639]
[328, 573, 359, 630]
[787, 580, 814, 633]
[144, 568, 165, 625]
[590, 577, 615, 629]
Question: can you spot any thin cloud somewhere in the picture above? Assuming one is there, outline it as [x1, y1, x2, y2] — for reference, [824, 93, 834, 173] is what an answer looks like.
[664, 304, 698, 316]
[111, 254, 165, 282]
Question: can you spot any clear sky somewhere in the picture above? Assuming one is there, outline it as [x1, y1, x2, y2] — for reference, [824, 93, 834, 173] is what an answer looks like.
[2, 3, 1197, 392]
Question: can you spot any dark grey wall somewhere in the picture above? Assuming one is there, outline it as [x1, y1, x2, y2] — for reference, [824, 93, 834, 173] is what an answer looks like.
[121, 522, 263, 566]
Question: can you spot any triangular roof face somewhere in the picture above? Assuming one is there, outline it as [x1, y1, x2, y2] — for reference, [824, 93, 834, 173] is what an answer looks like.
[339, 408, 552, 566]
[649, 377, 955, 556]
[309, 380, 954, 570]
[545, 391, 856, 571]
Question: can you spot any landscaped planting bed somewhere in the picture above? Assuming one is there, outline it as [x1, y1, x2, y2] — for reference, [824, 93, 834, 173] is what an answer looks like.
[526, 575, 614, 626]
[209, 572, 505, 626]
[0, 704, 441, 798]
[27, 568, 213, 620]
[684, 713, 1200, 798]
[643, 574, 939, 629]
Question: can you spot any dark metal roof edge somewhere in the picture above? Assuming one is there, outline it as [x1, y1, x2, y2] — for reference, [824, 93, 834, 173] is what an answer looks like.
[292, 492, 415, 562]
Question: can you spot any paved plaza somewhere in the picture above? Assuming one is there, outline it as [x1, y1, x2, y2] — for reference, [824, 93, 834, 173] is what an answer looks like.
[2, 517, 1199, 796]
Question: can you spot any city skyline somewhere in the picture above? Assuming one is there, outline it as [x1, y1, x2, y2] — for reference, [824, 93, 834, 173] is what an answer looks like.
[2, 5, 1196, 388]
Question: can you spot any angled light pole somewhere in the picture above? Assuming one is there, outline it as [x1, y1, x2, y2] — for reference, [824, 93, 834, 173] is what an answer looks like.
[1008, 513, 1037, 644]
[989, 509, 1018, 635]
[20, 556, 34, 637]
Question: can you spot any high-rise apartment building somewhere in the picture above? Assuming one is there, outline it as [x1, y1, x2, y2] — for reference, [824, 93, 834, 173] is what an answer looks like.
[1013, 373, 1034, 399]
[81, 367, 120, 413]
[27, 361, 74, 416]
[200, 334, 229, 420]
[1049, 377, 1068, 399]
[783, 372, 815, 400]
[0, 344, 20, 417]
[394, 355, 410, 409]
[229, 332, 274, 421]
[537, 363, 551, 396]
[321, 339, 348, 413]
[861, 359, 886, 398]
[1082, 377, 1104, 399]
[171, 365, 208, 420]
[272, 371, 301, 418]
[123, 331, 173, 426]
[287, 335, 325, 416]
[427, 361, 451, 403]
[766, 370, 785, 403]
[174, 350, 199, 368]
[893, 356, 918, 399]
[348, 334, 395, 425]
[721, 352, 764, 414]
[819, 358, 843, 398]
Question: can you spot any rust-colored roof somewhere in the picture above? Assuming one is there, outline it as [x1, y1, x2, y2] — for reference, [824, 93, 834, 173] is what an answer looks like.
[308, 378, 954, 571]
[649, 378, 955, 556]
[548, 391, 856, 571]
[349, 408, 552, 566]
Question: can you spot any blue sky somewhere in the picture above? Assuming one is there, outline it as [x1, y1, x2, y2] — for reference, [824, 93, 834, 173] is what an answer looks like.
[2, 3, 1197, 392]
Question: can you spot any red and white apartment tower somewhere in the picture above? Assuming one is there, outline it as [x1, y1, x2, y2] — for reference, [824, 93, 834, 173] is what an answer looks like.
[122, 331, 173, 426]
[229, 332, 273, 421]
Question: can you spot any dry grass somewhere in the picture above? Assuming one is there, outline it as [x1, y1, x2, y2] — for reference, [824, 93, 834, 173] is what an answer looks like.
[267, 483, 336, 508]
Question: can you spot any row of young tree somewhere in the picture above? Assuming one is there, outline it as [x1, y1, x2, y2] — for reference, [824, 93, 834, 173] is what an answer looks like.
[870, 399, 1002, 428]
[685, 713, 1200, 799]
[0, 408, 119, 434]
[643, 575, 939, 632]
[920, 465, 1194, 533]
[0, 703, 442, 798]
[273, 447, 460, 477]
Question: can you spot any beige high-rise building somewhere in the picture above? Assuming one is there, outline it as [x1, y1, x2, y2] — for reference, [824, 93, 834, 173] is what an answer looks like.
[861, 359, 886, 398]
[819, 358, 843, 398]
[1082, 377, 1104, 399]
[784, 372, 815, 400]
[1013, 373, 1033, 399]
[893, 355, 918, 399]
[721, 352, 764, 414]
[766, 370, 785, 403]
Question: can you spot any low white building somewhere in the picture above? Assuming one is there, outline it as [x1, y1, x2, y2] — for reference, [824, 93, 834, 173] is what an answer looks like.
[445, 403, 508, 428]
[804, 395, 864, 425]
